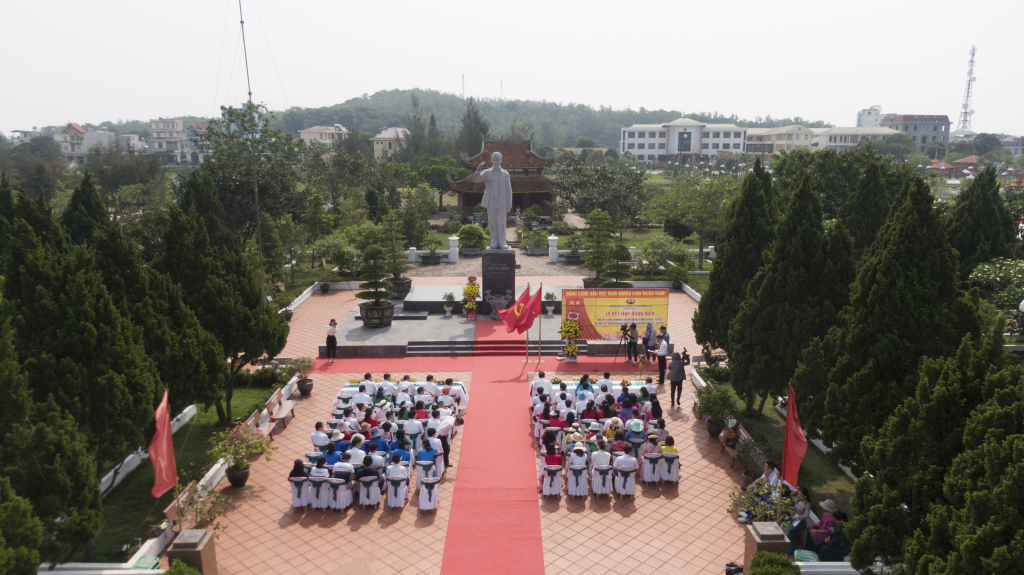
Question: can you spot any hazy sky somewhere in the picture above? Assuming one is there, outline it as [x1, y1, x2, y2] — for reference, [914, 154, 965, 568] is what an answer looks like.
[2, 0, 1022, 136]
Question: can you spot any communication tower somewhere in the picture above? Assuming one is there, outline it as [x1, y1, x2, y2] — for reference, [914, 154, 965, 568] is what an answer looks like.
[957, 46, 977, 132]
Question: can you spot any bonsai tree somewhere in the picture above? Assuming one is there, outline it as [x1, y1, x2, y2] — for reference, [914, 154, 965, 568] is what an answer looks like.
[693, 385, 732, 426]
[456, 223, 490, 249]
[355, 245, 396, 305]
[544, 291, 556, 303]
[523, 204, 543, 221]
[567, 235, 582, 255]
[424, 237, 441, 256]
[209, 422, 277, 475]
[472, 204, 487, 215]
[443, 292, 456, 306]
[380, 210, 411, 281]
[583, 208, 615, 281]
[290, 357, 314, 382]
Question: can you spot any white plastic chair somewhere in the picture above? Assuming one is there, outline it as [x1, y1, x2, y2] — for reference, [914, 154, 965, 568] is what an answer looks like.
[614, 467, 638, 497]
[415, 461, 436, 491]
[642, 453, 663, 483]
[541, 465, 563, 496]
[327, 478, 352, 509]
[660, 453, 680, 483]
[326, 419, 341, 430]
[385, 477, 409, 508]
[627, 438, 646, 457]
[313, 441, 329, 454]
[419, 477, 441, 510]
[357, 476, 381, 507]
[567, 465, 588, 497]
[406, 431, 423, 454]
[289, 477, 310, 507]
[305, 452, 322, 464]
[591, 465, 613, 496]
[309, 477, 332, 509]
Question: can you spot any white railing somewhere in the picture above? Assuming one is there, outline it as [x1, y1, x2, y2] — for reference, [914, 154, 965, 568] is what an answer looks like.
[98, 405, 197, 496]
[681, 282, 701, 302]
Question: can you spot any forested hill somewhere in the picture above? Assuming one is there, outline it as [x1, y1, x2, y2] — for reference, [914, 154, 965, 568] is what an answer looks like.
[271, 89, 833, 148]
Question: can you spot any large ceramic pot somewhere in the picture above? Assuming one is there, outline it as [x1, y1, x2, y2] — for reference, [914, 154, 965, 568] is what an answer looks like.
[358, 301, 396, 327]
[226, 468, 250, 488]
[296, 379, 314, 396]
[320, 283, 330, 293]
[565, 356, 578, 363]
[565, 254, 582, 265]
[421, 254, 442, 265]
[545, 305, 555, 317]
[706, 418, 725, 439]
[389, 277, 412, 300]
[443, 305, 454, 317]
[672, 281, 683, 290]
[741, 470, 757, 486]
[582, 278, 602, 289]
[284, 309, 294, 321]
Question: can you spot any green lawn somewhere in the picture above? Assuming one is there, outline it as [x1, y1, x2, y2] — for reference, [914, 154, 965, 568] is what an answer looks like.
[707, 379, 856, 519]
[89, 386, 274, 562]
[685, 273, 710, 295]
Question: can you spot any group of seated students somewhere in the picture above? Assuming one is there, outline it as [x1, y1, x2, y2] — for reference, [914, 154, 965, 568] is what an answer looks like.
[289, 373, 463, 500]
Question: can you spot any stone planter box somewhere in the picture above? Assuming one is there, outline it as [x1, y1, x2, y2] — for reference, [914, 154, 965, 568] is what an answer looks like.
[358, 301, 395, 327]
[565, 254, 582, 265]
[462, 247, 483, 256]
[421, 254, 442, 265]
[582, 278, 603, 288]
[526, 246, 548, 256]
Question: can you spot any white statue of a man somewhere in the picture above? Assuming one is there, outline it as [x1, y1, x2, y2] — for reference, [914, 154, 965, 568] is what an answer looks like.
[471, 151, 513, 249]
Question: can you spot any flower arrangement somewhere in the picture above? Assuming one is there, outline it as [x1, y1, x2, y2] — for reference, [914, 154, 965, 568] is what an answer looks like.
[464, 300, 477, 311]
[563, 342, 579, 358]
[550, 377, 562, 386]
[209, 422, 277, 474]
[463, 278, 480, 312]
[637, 353, 647, 374]
[559, 319, 581, 341]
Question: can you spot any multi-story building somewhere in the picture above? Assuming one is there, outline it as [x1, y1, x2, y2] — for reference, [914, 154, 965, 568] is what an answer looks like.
[10, 128, 42, 147]
[744, 125, 816, 163]
[82, 128, 117, 153]
[619, 118, 747, 162]
[149, 118, 187, 164]
[811, 127, 901, 152]
[857, 105, 883, 128]
[298, 125, 348, 146]
[879, 114, 951, 153]
[117, 134, 145, 152]
[371, 127, 408, 159]
[186, 124, 210, 164]
[56, 122, 86, 161]
[1000, 137, 1021, 156]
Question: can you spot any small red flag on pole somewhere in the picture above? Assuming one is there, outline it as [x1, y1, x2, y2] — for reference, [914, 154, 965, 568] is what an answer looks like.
[781, 384, 808, 488]
[499, 283, 531, 334]
[149, 390, 177, 498]
[514, 287, 543, 334]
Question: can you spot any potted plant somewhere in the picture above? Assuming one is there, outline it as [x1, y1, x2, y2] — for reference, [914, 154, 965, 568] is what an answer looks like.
[666, 260, 689, 290]
[565, 235, 582, 265]
[381, 210, 413, 299]
[543, 291, 556, 317]
[727, 481, 794, 524]
[563, 341, 579, 362]
[280, 297, 295, 321]
[355, 245, 397, 327]
[442, 291, 456, 317]
[582, 208, 614, 288]
[472, 203, 487, 223]
[317, 267, 334, 293]
[527, 230, 547, 256]
[421, 238, 442, 265]
[517, 226, 533, 253]
[291, 356, 315, 396]
[456, 223, 489, 256]
[463, 277, 480, 319]
[736, 441, 765, 486]
[209, 421, 277, 488]
[693, 385, 732, 438]
[559, 318, 581, 362]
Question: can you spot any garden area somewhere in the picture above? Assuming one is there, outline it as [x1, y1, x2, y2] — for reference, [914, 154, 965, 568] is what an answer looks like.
[86, 377, 284, 562]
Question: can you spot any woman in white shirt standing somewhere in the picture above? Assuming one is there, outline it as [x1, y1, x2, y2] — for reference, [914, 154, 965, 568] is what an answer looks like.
[326, 319, 338, 364]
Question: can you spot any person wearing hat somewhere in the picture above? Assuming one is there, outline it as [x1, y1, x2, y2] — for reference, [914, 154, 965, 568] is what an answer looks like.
[807, 499, 837, 548]
[585, 421, 602, 443]
[368, 426, 392, 454]
[330, 429, 350, 454]
[604, 417, 623, 440]
[814, 511, 851, 560]
[625, 418, 646, 442]
[638, 433, 661, 474]
[568, 442, 588, 468]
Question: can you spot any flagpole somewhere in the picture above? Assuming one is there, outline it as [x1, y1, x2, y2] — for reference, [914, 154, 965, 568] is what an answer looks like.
[522, 283, 532, 365]
[535, 282, 544, 364]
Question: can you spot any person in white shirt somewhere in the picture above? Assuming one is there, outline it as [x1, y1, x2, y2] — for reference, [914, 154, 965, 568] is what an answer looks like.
[385, 454, 408, 479]
[403, 418, 424, 451]
[597, 372, 614, 390]
[379, 374, 396, 398]
[347, 435, 366, 467]
[426, 428, 445, 475]
[414, 387, 434, 408]
[590, 439, 611, 471]
[568, 443, 588, 468]
[653, 335, 669, 385]
[531, 389, 544, 407]
[531, 372, 551, 397]
[341, 407, 359, 432]
[308, 459, 330, 478]
[438, 387, 456, 408]
[438, 405, 452, 419]
[613, 445, 639, 471]
[359, 374, 377, 396]
[367, 443, 386, 468]
[352, 385, 372, 409]
[426, 410, 442, 432]
[325, 319, 338, 364]
[559, 399, 576, 422]
[396, 385, 412, 406]
[311, 422, 329, 446]
[422, 376, 440, 397]
[644, 377, 658, 396]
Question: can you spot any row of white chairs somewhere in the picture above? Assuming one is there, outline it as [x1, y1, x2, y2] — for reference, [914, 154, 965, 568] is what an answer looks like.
[289, 475, 442, 511]
[540, 454, 679, 497]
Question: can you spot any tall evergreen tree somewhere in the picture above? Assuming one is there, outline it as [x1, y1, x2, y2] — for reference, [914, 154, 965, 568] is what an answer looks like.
[818, 176, 983, 469]
[157, 173, 288, 423]
[455, 98, 490, 156]
[838, 158, 891, 256]
[60, 172, 107, 245]
[947, 166, 1015, 279]
[692, 162, 773, 356]
[426, 113, 441, 156]
[729, 176, 854, 412]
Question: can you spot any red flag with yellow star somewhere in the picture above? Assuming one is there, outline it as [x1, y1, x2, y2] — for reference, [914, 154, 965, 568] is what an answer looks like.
[513, 287, 542, 334]
[498, 283, 531, 333]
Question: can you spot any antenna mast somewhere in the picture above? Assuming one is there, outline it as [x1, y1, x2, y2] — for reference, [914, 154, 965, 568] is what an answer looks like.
[462, 70, 465, 99]
[957, 45, 977, 132]
[238, 0, 266, 301]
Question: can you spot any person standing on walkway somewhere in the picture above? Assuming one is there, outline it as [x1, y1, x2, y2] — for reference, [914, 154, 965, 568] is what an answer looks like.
[666, 350, 690, 407]
[659, 325, 670, 346]
[626, 323, 639, 365]
[654, 335, 669, 385]
[642, 323, 655, 361]
[325, 319, 338, 363]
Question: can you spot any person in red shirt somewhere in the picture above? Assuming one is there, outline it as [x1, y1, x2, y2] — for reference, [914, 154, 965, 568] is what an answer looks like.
[609, 430, 628, 454]
[548, 408, 564, 429]
[539, 443, 563, 492]
[362, 407, 379, 429]
[414, 400, 430, 420]
[581, 400, 600, 421]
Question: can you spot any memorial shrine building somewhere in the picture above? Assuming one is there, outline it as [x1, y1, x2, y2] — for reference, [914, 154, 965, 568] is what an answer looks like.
[448, 140, 555, 216]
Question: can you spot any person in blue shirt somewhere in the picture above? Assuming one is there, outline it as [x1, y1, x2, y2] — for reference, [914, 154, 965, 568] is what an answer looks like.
[323, 442, 343, 466]
[368, 427, 391, 454]
[393, 439, 412, 462]
[390, 430, 407, 452]
[617, 385, 630, 405]
[417, 442, 436, 463]
[625, 418, 647, 442]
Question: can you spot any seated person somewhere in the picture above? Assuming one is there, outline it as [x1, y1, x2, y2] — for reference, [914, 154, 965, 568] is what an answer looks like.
[288, 459, 307, 479]
[427, 409, 442, 432]
[539, 443, 563, 492]
[590, 439, 611, 469]
[347, 435, 366, 466]
[744, 460, 780, 492]
[416, 441, 438, 476]
[617, 385, 630, 405]
[625, 418, 647, 442]
[366, 442, 386, 469]
[392, 439, 412, 462]
[372, 401, 390, 421]
[362, 407, 379, 429]
[609, 431, 628, 454]
[422, 375, 440, 397]
[644, 377, 657, 395]
[385, 453, 409, 479]
[604, 418, 623, 440]
[600, 401, 618, 420]
[613, 445, 638, 470]
[652, 418, 668, 443]
[807, 499, 837, 548]
[368, 427, 391, 453]
[548, 408, 565, 429]
[351, 385, 372, 408]
[354, 455, 382, 488]
[580, 401, 600, 422]
[563, 412, 578, 432]
[597, 372, 614, 390]
[660, 436, 677, 453]
[414, 400, 430, 420]
[379, 373, 396, 398]
[311, 422, 329, 446]
[359, 373, 377, 396]
[395, 386, 412, 407]
[323, 442, 343, 466]
[403, 417, 424, 449]
[341, 407, 359, 431]
[620, 401, 634, 422]
[531, 388, 544, 407]
[414, 387, 434, 406]
[568, 443, 588, 468]
[396, 402, 414, 421]
[585, 421, 602, 443]
[815, 511, 851, 561]
[390, 430, 407, 452]
[332, 452, 355, 482]
[308, 459, 331, 478]
[439, 385, 456, 408]
[438, 404, 453, 419]
[380, 421, 395, 443]
[638, 434, 661, 472]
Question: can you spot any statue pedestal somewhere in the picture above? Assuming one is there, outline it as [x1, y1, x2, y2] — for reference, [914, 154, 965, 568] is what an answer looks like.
[481, 249, 516, 316]
[743, 522, 790, 571]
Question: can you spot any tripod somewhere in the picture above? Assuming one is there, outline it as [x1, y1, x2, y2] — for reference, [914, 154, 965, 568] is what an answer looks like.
[611, 330, 628, 364]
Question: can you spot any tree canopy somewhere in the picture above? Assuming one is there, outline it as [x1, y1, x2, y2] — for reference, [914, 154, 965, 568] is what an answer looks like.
[947, 166, 1015, 279]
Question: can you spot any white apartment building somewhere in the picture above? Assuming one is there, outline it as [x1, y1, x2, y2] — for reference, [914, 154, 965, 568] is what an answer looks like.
[857, 105, 883, 128]
[149, 118, 187, 163]
[83, 129, 117, 152]
[371, 127, 409, 159]
[879, 114, 951, 153]
[117, 134, 145, 152]
[811, 127, 901, 152]
[299, 124, 348, 145]
[745, 125, 816, 163]
[10, 128, 42, 147]
[619, 118, 747, 162]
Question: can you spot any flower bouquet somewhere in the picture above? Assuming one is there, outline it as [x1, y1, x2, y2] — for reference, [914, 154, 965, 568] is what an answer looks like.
[463, 278, 480, 319]
[559, 319, 581, 341]
[563, 342, 579, 362]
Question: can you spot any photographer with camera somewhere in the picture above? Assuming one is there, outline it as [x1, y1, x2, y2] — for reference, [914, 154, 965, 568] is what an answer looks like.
[624, 323, 639, 365]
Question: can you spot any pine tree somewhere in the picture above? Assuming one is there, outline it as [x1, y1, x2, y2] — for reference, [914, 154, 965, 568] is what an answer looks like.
[455, 98, 490, 155]
[819, 176, 983, 469]
[838, 158, 891, 255]
[60, 172, 107, 244]
[0, 475, 42, 575]
[427, 113, 440, 156]
[947, 166, 1015, 279]
[582, 209, 615, 282]
[729, 175, 853, 413]
[692, 162, 773, 355]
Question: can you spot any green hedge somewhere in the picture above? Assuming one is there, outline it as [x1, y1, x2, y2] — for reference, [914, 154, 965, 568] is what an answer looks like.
[749, 551, 800, 575]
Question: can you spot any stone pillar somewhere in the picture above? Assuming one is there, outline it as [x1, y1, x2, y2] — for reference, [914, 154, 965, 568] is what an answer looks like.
[166, 529, 218, 575]
[408, 247, 419, 263]
[548, 235, 560, 263]
[481, 249, 516, 316]
[629, 246, 637, 261]
[448, 236, 460, 264]
[743, 522, 791, 572]
[707, 245, 716, 259]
